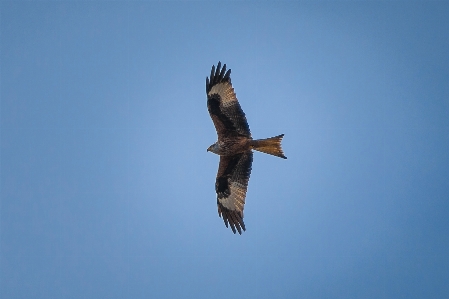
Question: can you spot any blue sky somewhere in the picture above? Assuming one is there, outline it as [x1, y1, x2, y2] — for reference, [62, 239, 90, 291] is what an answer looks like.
[1, 1, 448, 298]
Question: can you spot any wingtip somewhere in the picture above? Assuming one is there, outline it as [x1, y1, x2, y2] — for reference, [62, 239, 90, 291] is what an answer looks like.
[206, 62, 232, 93]
[210, 65, 215, 83]
[214, 62, 221, 79]
[224, 68, 231, 82]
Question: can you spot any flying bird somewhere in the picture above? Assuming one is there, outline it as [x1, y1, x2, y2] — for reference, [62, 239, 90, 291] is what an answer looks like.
[206, 62, 286, 234]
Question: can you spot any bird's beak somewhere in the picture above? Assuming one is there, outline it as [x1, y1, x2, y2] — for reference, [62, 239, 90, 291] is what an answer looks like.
[207, 146, 211, 152]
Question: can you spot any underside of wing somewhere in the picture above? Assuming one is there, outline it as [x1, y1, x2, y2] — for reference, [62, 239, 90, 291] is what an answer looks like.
[215, 151, 253, 234]
[206, 62, 251, 138]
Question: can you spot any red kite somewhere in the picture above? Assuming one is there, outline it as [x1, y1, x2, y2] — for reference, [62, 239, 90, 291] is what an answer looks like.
[206, 62, 286, 234]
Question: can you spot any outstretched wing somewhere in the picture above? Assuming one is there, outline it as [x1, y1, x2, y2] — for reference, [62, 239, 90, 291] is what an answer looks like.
[206, 62, 251, 138]
[215, 151, 253, 234]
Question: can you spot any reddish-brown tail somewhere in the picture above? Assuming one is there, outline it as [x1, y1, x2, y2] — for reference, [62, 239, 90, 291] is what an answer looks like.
[250, 134, 287, 159]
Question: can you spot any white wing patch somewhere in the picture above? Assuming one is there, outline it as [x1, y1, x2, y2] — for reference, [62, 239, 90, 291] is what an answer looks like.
[218, 181, 246, 212]
[208, 82, 237, 108]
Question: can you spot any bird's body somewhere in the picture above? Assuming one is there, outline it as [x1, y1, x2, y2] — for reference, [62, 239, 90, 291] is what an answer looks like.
[207, 136, 250, 156]
[206, 62, 286, 234]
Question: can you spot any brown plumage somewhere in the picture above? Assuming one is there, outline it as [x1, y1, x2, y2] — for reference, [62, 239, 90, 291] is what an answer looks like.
[206, 62, 286, 234]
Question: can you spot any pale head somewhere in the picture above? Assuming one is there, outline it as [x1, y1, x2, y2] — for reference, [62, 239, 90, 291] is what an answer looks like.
[207, 142, 220, 155]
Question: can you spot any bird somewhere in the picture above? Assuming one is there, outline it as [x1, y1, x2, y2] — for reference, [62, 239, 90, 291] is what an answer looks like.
[206, 62, 286, 234]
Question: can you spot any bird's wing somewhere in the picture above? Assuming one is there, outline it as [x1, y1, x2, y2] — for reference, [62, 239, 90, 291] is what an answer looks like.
[206, 62, 251, 138]
[215, 151, 253, 234]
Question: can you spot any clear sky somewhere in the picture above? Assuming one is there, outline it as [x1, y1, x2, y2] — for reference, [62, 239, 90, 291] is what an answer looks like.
[1, 1, 448, 298]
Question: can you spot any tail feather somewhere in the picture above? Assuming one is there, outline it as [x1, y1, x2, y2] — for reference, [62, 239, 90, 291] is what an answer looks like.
[250, 134, 287, 159]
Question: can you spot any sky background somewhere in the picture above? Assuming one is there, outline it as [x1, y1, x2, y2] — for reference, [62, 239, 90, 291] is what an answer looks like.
[1, 1, 449, 298]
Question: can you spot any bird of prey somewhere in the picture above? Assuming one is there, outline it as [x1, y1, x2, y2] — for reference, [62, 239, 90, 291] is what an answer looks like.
[206, 62, 286, 234]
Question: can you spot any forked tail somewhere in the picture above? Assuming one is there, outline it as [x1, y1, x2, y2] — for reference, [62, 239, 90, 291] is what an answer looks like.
[250, 134, 287, 159]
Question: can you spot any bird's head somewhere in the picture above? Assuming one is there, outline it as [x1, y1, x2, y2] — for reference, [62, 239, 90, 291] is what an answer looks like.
[207, 142, 219, 155]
